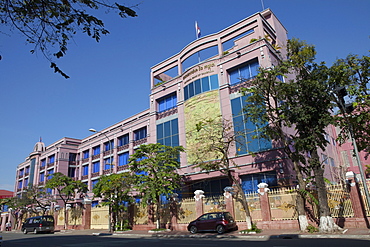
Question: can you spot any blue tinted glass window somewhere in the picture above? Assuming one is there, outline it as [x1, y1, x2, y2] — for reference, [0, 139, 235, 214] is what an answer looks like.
[93, 161, 100, 173]
[210, 75, 218, 89]
[194, 79, 201, 94]
[157, 93, 177, 113]
[250, 61, 259, 78]
[231, 98, 242, 116]
[83, 165, 89, 176]
[188, 83, 194, 98]
[171, 119, 178, 134]
[92, 180, 99, 188]
[229, 69, 239, 85]
[93, 146, 100, 155]
[156, 118, 179, 147]
[118, 134, 129, 146]
[184, 85, 189, 100]
[164, 121, 171, 137]
[134, 127, 147, 140]
[157, 123, 163, 139]
[83, 150, 89, 159]
[201, 77, 210, 92]
[118, 152, 129, 166]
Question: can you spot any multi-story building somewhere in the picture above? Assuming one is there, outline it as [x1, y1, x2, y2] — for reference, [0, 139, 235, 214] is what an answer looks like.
[14, 9, 369, 203]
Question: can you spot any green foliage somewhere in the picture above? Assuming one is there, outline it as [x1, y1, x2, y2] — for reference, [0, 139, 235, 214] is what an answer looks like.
[0, 0, 138, 78]
[240, 223, 262, 233]
[307, 224, 319, 233]
[129, 143, 184, 229]
[129, 143, 184, 206]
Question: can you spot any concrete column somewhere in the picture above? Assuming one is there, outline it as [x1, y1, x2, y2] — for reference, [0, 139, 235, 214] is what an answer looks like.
[257, 183, 272, 222]
[194, 190, 205, 218]
[82, 199, 92, 230]
[346, 171, 369, 227]
[223, 187, 235, 217]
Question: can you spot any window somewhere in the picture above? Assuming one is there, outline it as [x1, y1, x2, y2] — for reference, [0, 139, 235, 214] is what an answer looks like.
[19, 169, 24, 176]
[24, 178, 28, 187]
[231, 94, 271, 155]
[48, 169, 54, 179]
[18, 180, 23, 189]
[104, 140, 114, 152]
[118, 134, 129, 146]
[157, 119, 179, 147]
[82, 165, 89, 176]
[104, 158, 113, 170]
[93, 145, 100, 156]
[118, 152, 129, 166]
[92, 179, 99, 189]
[93, 161, 100, 173]
[68, 167, 76, 177]
[69, 153, 77, 161]
[46, 188, 52, 194]
[48, 155, 55, 164]
[157, 93, 177, 113]
[134, 127, 147, 141]
[184, 74, 219, 101]
[41, 159, 46, 168]
[229, 59, 259, 85]
[241, 171, 277, 193]
[39, 172, 45, 182]
[83, 150, 89, 159]
[92, 201, 99, 207]
[25, 166, 30, 174]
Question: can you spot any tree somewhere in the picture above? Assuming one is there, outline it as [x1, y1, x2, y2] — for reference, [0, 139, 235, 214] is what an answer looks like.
[45, 172, 88, 229]
[243, 38, 343, 233]
[187, 116, 253, 230]
[0, 0, 137, 78]
[328, 54, 370, 154]
[0, 196, 30, 230]
[128, 143, 184, 229]
[22, 185, 55, 216]
[93, 173, 134, 231]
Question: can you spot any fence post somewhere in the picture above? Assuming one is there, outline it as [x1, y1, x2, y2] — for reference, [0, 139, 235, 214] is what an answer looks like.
[223, 187, 235, 217]
[257, 183, 272, 222]
[346, 171, 369, 227]
[194, 190, 205, 218]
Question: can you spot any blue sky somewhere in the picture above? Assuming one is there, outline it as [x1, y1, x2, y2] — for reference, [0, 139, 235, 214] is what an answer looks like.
[0, 0, 369, 191]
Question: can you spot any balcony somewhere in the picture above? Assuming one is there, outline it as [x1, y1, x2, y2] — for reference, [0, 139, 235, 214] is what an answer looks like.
[117, 165, 129, 172]
[38, 181, 45, 186]
[91, 172, 99, 178]
[103, 150, 113, 156]
[81, 175, 88, 180]
[47, 162, 54, 168]
[82, 158, 89, 163]
[156, 107, 178, 120]
[229, 78, 255, 94]
[118, 144, 129, 152]
[69, 161, 77, 166]
[103, 169, 112, 175]
[92, 154, 100, 160]
[133, 138, 147, 147]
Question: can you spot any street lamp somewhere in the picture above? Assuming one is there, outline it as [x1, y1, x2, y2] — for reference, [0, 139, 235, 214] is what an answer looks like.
[89, 128, 114, 174]
[89, 128, 114, 233]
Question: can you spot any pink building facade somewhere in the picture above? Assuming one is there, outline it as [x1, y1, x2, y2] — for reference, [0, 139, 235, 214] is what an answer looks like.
[14, 9, 369, 208]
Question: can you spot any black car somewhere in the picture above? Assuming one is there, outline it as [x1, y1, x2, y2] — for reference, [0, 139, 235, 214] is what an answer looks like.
[187, 212, 237, 234]
[22, 215, 55, 234]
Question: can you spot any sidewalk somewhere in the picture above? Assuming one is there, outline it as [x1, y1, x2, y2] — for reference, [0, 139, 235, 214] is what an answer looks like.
[58, 228, 370, 240]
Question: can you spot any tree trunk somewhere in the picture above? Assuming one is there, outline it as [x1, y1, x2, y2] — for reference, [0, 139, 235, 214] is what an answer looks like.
[156, 197, 161, 229]
[228, 171, 252, 229]
[292, 161, 309, 231]
[311, 151, 343, 233]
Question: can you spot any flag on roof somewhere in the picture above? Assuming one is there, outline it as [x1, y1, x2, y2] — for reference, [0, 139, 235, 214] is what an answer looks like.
[195, 21, 201, 39]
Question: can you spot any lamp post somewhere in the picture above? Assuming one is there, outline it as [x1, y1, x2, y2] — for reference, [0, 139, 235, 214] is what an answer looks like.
[89, 128, 114, 232]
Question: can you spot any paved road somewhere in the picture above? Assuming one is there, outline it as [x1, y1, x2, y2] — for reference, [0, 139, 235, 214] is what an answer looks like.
[2, 231, 370, 247]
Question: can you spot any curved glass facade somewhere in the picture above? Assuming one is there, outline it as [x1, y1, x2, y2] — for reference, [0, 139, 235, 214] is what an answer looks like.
[184, 74, 219, 101]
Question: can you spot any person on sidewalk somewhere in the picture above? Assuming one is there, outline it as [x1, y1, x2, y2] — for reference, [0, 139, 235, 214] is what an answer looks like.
[5, 222, 11, 231]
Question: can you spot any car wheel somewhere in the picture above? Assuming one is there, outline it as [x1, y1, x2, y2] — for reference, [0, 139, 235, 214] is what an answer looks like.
[189, 226, 197, 234]
[216, 225, 225, 234]
[23, 228, 27, 234]
[33, 228, 37, 234]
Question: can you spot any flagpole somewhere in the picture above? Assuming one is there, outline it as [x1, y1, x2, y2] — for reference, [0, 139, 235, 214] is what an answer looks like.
[195, 21, 201, 63]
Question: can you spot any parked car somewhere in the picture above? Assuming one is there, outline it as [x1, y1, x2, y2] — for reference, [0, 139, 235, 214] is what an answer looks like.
[22, 215, 55, 234]
[187, 212, 237, 234]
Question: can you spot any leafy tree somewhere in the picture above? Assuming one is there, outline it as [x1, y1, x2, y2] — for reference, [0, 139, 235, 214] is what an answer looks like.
[0, 0, 138, 78]
[328, 54, 370, 154]
[22, 185, 55, 216]
[93, 173, 134, 231]
[187, 116, 253, 230]
[128, 143, 184, 229]
[243, 38, 343, 233]
[0, 196, 30, 230]
[45, 172, 88, 229]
